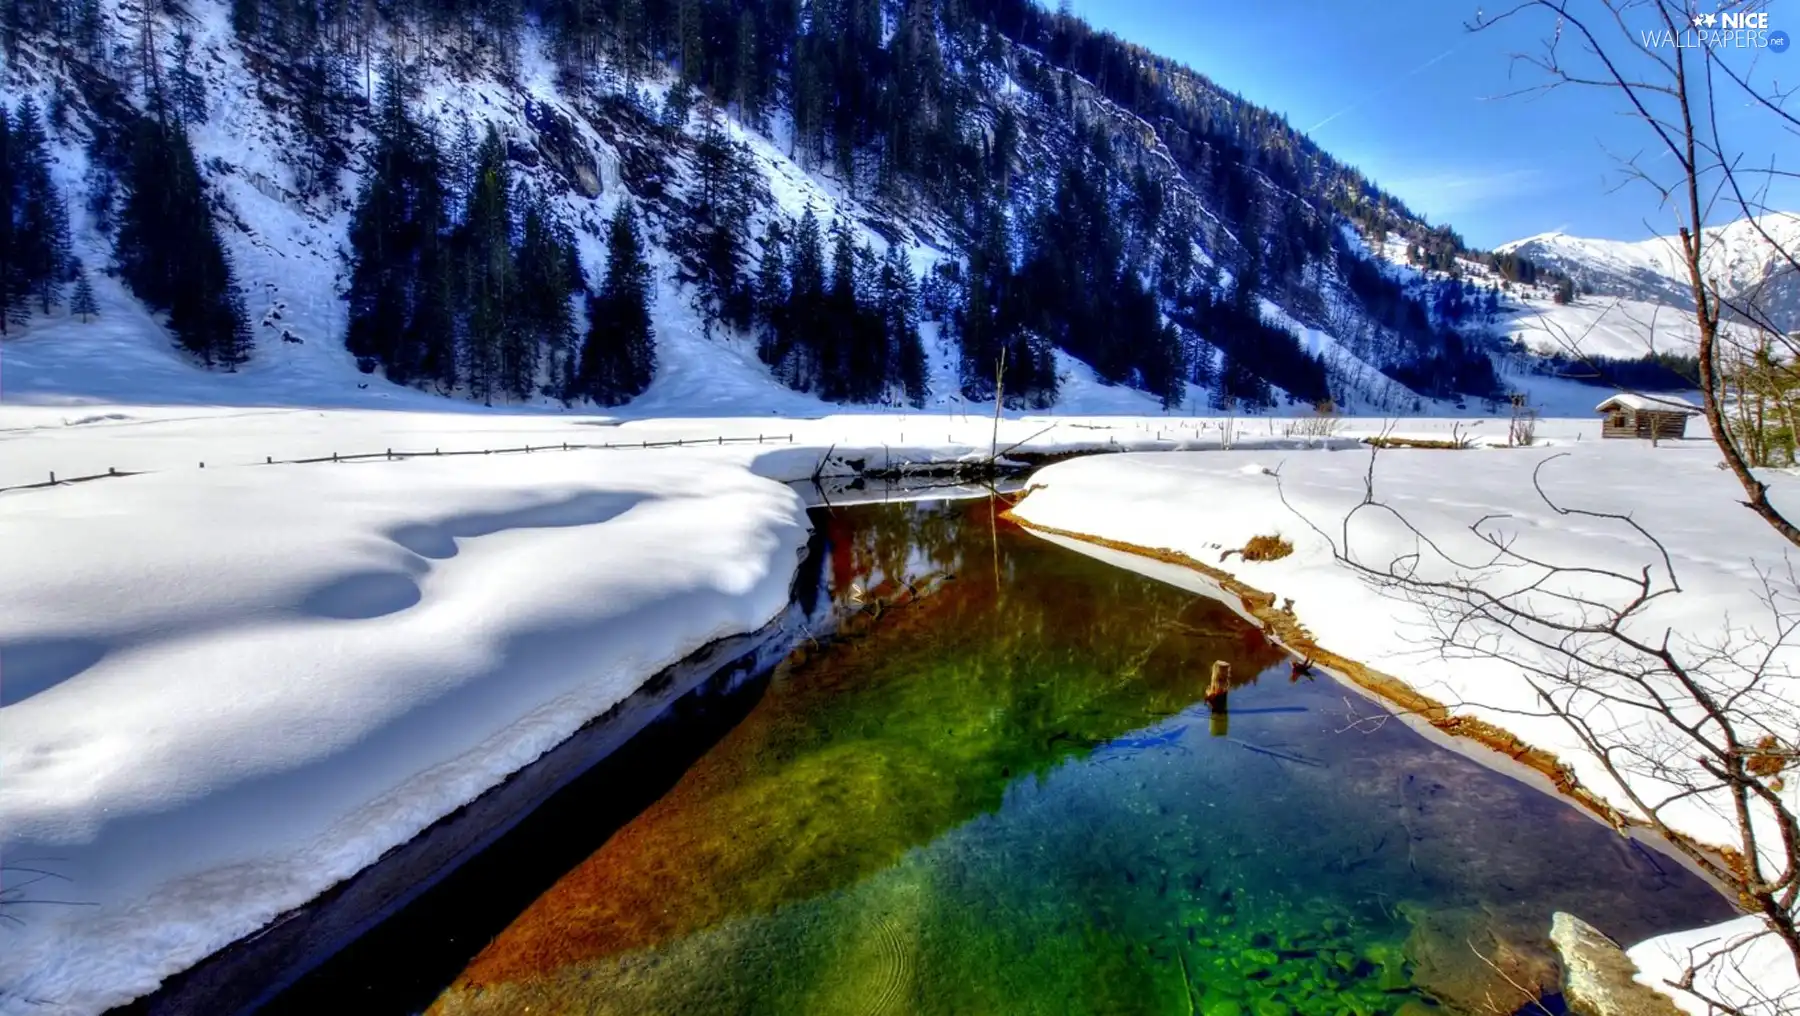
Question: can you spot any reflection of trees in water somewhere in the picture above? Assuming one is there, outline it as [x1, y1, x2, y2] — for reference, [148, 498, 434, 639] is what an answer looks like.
[446, 497, 1287, 995]
[820, 500, 975, 601]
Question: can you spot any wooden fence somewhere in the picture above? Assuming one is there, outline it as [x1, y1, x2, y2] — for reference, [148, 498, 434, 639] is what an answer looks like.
[0, 433, 797, 496]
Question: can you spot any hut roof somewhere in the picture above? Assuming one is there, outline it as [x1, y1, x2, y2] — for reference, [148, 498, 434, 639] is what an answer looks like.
[1594, 393, 1702, 415]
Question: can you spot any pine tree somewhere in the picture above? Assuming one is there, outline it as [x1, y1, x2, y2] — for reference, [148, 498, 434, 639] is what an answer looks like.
[753, 219, 789, 367]
[822, 218, 859, 399]
[512, 183, 580, 397]
[83, 128, 121, 238]
[675, 0, 701, 82]
[447, 115, 478, 211]
[732, 10, 760, 125]
[0, 104, 16, 334]
[171, 29, 208, 124]
[680, 108, 754, 338]
[574, 201, 654, 405]
[880, 243, 926, 407]
[75, 0, 105, 60]
[69, 268, 98, 321]
[457, 124, 515, 404]
[663, 78, 696, 131]
[116, 108, 249, 365]
[344, 60, 452, 389]
[215, 265, 254, 370]
[789, 205, 826, 305]
[6, 98, 72, 324]
[1210, 354, 1235, 411]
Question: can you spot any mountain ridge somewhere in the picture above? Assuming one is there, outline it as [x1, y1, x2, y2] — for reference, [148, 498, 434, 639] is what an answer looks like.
[1497, 212, 1800, 331]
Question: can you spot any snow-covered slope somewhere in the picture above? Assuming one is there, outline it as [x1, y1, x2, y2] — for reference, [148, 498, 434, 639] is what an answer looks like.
[1499, 212, 1800, 330]
[0, 0, 1539, 420]
[1500, 292, 1703, 359]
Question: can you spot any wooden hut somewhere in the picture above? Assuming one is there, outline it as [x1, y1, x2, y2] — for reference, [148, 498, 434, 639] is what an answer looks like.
[1595, 393, 1700, 440]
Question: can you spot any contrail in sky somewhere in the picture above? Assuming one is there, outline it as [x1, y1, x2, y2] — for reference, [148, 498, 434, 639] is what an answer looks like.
[1307, 46, 1459, 134]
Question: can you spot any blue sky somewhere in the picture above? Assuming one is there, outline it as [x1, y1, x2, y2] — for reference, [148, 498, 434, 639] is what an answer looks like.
[1066, 0, 1798, 249]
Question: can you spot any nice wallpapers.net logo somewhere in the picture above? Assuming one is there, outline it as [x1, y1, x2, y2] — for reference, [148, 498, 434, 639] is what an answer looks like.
[1641, 9, 1790, 52]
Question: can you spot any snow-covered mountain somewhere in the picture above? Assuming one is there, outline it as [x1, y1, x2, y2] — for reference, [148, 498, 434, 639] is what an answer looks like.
[1498, 213, 1800, 330]
[0, 0, 1545, 418]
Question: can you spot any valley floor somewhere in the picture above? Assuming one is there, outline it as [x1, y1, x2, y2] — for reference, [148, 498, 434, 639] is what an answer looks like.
[0, 403, 1792, 1014]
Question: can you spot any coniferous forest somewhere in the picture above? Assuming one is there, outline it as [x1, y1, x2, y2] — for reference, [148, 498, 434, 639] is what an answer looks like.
[1, 97, 74, 337]
[114, 104, 254, 368]
[7, 76, 252, 365]
[0, 0, 1575, 407]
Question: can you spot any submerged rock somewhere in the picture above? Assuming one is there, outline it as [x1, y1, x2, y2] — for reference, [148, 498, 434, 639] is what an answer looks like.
[1402, 905, 1559, 1013]
[1550, 912, 1685, 1016]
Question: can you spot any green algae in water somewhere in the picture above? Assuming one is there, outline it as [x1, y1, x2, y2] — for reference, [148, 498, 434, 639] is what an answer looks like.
[433, 498, 1733, 1016]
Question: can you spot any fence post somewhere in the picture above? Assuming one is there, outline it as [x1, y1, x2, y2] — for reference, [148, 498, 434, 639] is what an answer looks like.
[333, 452, 339, 462]
[719, 436, 724, 445]
[387, 448, 392, 460]
[757, 434, 763, 444]
[49, 471, 55, 484]
[563, 442, 568, 451]
[109, 467, 116, 476]
[267, 456, 273, 465]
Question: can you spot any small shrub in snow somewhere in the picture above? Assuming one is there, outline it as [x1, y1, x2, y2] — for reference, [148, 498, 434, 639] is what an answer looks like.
[1239, 534, 1294, 562]
[1285, 400, 1342, 438]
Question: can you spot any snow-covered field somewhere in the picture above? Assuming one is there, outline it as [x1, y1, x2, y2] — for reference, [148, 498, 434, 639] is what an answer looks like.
[1009, 440, 1799, 1014]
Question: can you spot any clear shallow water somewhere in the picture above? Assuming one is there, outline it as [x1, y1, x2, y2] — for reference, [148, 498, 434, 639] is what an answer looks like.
[326, 497, 1736, 1016]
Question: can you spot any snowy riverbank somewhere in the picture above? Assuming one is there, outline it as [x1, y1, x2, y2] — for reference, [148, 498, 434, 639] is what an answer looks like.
[1008, 443, 1800, 1014]
[0, 449, 811, 1014]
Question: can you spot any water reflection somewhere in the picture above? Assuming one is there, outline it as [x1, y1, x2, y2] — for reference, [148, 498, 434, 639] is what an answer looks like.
[427, 497, 1730, 1016]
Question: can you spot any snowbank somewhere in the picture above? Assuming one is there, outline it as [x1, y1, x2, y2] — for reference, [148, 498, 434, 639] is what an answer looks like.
[0, 451, 807, 1013]
[1009, 442, 1800, 1011]
[1630, 915, 1797, 1016]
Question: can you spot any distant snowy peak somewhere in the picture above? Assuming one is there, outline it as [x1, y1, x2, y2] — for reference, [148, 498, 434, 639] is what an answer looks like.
[1498, 213, 1800, 328]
